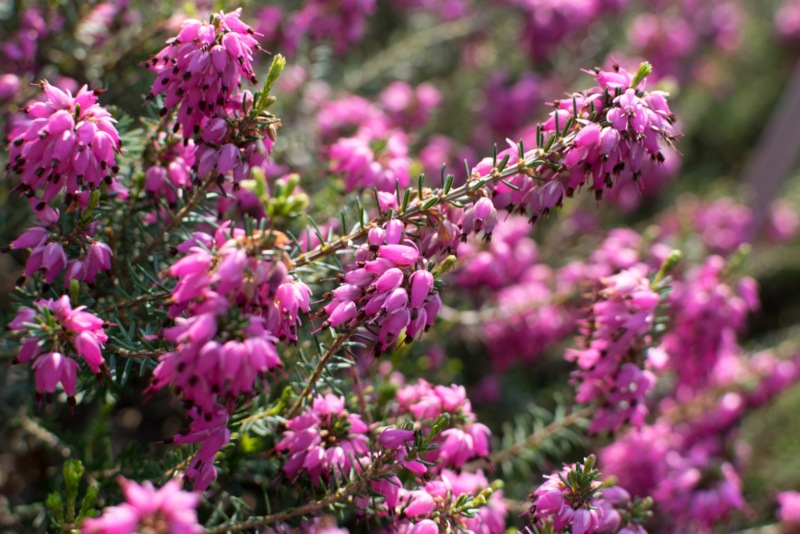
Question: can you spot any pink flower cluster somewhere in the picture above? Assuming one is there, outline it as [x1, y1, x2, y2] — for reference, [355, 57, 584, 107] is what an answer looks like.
[384, 379, 491, 470]
[299, 0, 376, 53]
[393, 470, 506, 534]
[566, 268, 660, 433]
[602, 418, 745, 532]
[528, 458, 647, 534]
[777, 491, 800, 526]
[378, 81, 442, 131]
[146, 9, 279, 191]
[317, 82, 442, 193]
[320, 220, 441, 354]
[329, 129, 412, 193]
[7, 220, 112, 287]
[661, 255, 758, 393]
[148, 223, 310, 488]
[556, 67, 678, 200]
[192, 92, 275, 185]
[657, 196, 798, 254]
[601, 351, 800, 532]
[317, 94, 388, 141]
[276, 393, 369, 483]
[7, 82, 122, 217]
[418, 135, 475, 186]
[456, 216, 573, 369]
[478, 71, 542, 145]
[148, 9, 260, 136]
[83, 477, 202, 534]
[8, 296, 107, 406]
[2, 7, 61, 75]
[320, 87, 442, 193]
[471, 63, 679, 227]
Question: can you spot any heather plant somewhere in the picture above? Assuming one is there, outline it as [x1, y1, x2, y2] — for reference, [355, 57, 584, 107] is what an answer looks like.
[2, 1, 800, 534]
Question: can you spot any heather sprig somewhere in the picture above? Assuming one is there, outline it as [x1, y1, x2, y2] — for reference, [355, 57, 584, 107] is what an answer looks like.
[147, 9, 263, 138]
[7, 295, 108, 407]
[6, 81, 122, 217]
[566, 267, 662, 433]
[527, 455, 651, 534]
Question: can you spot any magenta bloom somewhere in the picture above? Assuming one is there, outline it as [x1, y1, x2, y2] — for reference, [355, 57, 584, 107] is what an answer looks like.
[7, 220, 113, 286]
[661, 255, 758, 391]
[513, 0, 621, 61]
[147, 9, 261, 136]
[601, 399, 750, 532]
[527, 461, 646, 534]
[389, 379, 491, 471]
[565, 268, 660, 433]
[320, 219, 440, 354]
[149, 223, 310, 489]
[7, 81, 121, 213]
[317, 94, 388, 142]
[82, 477, 202, 534]
[330, 129, 411, 193]
[479, 70, 541, 143]
[276, 393, 370, 484]
[378, 81, 441, 130]
[471, 62, 678, 228]
[391, 470, 506, 533]
[778, 491, 800, 525]
[8, 295, 107, 406]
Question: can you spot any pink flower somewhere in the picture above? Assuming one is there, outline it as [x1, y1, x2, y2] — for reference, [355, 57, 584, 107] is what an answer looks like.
[7, 81, 121, 211]
[566, 268, 660, 433]
[391, 470, 506, 533]
[777, 491, 800, 525]
[32, 352, 79, 398]
[389, 380, 491, 471]
[408, 520, 438, 534]
[330, 129, 411, 193]
[320, 220, 440, 354]
[378, 81, 441, 129]
[8, 296, 107, 405]
[82, 477, 202, 534]
[147, 9, 261, 137]
[276, 393, 370, 483]
[144, 135, 196, 206]
[527, 459, 645, 534]
[662, 255, 758, 391]
[378, 428, 415, 449]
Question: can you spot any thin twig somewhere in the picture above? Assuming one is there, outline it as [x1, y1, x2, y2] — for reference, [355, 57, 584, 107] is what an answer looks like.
[204, 457, 394, 533]
[286, 317, 369, 419]
[293, 148, 557, 269]
[16, 410, 72, 459]
[350, 365, 372, 425]
[99, 290, 170, 315]
[109, 347, 165, 360]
